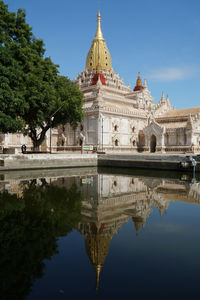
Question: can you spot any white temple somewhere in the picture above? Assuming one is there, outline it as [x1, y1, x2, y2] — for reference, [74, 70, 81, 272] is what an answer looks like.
[1, 11, 200, 153]
[71, 11, 200, 153]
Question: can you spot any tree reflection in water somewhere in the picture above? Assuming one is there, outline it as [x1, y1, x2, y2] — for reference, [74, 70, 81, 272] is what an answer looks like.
[0, 180, 83, 300]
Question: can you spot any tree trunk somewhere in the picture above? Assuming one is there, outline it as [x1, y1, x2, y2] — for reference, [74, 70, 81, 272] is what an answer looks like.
[29, 126, 49, 152]
[32, 141, 40, 152]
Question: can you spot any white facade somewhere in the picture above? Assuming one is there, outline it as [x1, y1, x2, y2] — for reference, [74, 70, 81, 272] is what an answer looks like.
[71, 68, 200, 153]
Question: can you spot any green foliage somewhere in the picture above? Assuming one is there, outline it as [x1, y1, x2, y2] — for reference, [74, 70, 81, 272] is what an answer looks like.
[0, 179, 83, 299]
[0, 1, 83, 148]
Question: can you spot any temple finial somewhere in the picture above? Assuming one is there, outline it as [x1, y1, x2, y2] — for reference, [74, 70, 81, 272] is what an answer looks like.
[95, 11, 103, 40]
[134, 72, 143, 91]
[161, 91, 165, 102]
[98, 0, 101, 12]
[143, 79, 148, 89]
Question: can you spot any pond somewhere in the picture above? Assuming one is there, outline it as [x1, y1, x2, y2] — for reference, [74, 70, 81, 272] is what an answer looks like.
[0, 167, 200, 300]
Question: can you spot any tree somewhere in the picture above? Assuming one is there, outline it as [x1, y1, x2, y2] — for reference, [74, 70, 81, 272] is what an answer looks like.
[0, 180, 83, 299]
[0, 1, 83, 150]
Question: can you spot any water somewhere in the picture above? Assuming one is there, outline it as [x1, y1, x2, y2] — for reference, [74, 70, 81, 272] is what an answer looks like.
[0, 167, 200, 300]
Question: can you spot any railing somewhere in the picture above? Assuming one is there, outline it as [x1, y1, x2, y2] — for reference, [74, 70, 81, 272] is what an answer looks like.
[165, 146, 195, 152]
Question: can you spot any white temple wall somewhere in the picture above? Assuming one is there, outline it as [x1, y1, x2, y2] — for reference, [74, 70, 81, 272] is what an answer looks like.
[85, 115, 99, 145]
[98, 175, 147, 198]
[168, 133, 176, 146]
[95, 115, 147, 148]
[81, 114, 139, 149]
[186, 131, 192, 146]
[163, 130, 193, 147]
[177, 133, 186, 146]
[191, 134, 198, 146]
[4, 133, 32, 150]
[66, 126, 74, 145]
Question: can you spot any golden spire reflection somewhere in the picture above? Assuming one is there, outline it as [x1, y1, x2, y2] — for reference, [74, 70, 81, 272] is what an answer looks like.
[84, 225, 111, 291]
[95, 264, 102, 291]
[132, 216, 142, 235]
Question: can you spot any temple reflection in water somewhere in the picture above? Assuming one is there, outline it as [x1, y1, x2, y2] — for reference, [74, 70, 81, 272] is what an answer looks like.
[0, 169, 200, 291]
[77, 172, 200, 289]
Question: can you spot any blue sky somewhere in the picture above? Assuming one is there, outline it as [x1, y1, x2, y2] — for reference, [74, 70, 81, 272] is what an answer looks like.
[4, 0, 200, 109]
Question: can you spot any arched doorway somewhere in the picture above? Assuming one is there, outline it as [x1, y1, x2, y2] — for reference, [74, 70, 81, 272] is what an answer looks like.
[150, 134, 156, 153]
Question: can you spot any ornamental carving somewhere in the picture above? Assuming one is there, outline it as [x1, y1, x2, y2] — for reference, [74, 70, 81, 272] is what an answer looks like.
[143, 121, 165, 137]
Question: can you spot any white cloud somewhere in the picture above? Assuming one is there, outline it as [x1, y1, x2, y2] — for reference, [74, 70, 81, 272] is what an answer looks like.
[149, 66, 198, 82]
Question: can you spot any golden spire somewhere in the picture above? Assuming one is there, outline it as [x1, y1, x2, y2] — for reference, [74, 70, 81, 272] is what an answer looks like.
[85, 11, 113, 71]
[95, 11, 104, 40]
[136, 72, 142, 87]
[134, 72, 143, 91]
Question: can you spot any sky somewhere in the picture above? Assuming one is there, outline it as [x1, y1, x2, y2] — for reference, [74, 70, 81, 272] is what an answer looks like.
[3, 0, 200, 109]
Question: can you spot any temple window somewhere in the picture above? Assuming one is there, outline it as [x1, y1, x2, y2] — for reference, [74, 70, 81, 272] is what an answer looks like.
[114, 125, 118, 131]
[114, 180, 117, 186]
[115, 139, 119, 146]
[133, 140, 136, 146]
[132, 127, 135, 133]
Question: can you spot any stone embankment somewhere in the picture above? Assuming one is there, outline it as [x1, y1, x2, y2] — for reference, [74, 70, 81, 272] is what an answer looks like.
[0, 153, 98, 171]
[0, 153, 199, 172]
[98, 154, 200, 171]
